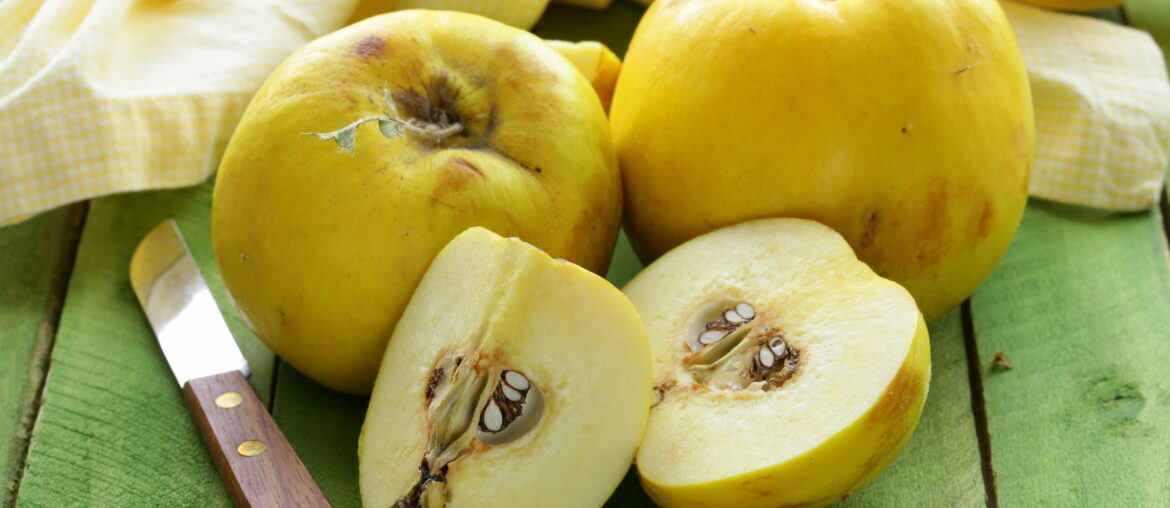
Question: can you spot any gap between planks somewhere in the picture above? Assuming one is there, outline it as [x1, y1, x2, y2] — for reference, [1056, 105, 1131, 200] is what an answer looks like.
[268, 357, 283, 413]
[7, 203, 88, 508]
[961, 300, 999, 508]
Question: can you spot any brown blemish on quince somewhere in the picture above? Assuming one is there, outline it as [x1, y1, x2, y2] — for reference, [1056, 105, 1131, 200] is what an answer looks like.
[976, 200, 994, 241]
[429, 158, 483, 204]
[737, 474, 776, 500]
[913, 181, 948, 266]
[860, 209, 879, 248]
[448, 157, 482, 177]
[865, 361, 925, 427]
[354, 36, 385, 59]
[856, 359, 926, 478]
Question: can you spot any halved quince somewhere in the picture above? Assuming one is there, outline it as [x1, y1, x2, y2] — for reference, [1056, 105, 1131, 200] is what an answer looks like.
[623, 218, 931, 507]
[359, 227, 651, 507]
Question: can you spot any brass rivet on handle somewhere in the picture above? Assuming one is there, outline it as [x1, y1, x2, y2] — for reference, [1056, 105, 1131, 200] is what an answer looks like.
[237, 440, 267, 457]
[215, 392, 243, 409]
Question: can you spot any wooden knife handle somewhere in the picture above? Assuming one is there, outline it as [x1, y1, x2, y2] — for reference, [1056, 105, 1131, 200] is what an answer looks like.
[182, 370, 331, 508]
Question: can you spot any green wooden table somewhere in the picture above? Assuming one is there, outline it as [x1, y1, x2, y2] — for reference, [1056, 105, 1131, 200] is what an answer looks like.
[3, 3, 1170, 506]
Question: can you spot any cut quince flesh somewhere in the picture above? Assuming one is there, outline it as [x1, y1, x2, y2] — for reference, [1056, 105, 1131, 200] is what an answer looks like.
[624, 218, 931, 507]
[359, 227, 651, 507]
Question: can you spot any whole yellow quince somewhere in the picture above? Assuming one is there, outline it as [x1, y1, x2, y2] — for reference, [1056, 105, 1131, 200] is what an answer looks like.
[213, 11, 619, 395]
[611, 0, 1034, 323]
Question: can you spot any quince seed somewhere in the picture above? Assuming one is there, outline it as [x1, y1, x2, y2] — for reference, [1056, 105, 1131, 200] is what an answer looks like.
[758, 347, 776, 368]
[768, 337, 788, 358]
[724, 309, 747, 323]
[503, 370, 530, 390]
[482, 400, 504, 432]
[501, 384, 523, 401]
[698, 329, 728, 345]
[477, 369, 544, 446]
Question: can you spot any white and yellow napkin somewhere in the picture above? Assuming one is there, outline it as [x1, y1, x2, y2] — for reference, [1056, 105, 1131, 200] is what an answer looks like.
[0, 0, 359, 225]
[1004, 1, 1170, 211]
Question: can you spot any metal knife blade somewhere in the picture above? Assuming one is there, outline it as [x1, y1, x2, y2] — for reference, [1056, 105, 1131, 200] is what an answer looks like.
[129, 219, 249, 386]
[129, 219, 330, 507]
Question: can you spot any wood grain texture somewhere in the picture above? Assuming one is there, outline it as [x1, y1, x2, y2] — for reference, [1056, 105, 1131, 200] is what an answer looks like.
[183, 371, 328, 507]
[0, 205, 84, 502]
[14, 179, 276, 507]
[969, 200, 1170, 505]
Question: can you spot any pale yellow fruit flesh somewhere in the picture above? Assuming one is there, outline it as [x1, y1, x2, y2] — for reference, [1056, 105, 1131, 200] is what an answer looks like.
[547, 40, 621, 113]
[610, 0, 1033, 323]
[359, 227, 652, 508]
[212, 11, 618, 394]
[624, 219, 930, 507]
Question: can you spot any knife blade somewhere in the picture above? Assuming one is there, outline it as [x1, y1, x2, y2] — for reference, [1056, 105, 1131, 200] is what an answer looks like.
[130, 219, 330, 508]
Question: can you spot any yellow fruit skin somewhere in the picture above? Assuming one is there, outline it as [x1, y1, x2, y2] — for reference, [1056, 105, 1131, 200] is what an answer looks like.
[348, 0, 550, 29]
[547, 40, 622, 112]
[610, 0, 1034, 322]
[640, 319, 931, 508]
[212, 11, 618, 394]
[1007, 0, 1123, 11]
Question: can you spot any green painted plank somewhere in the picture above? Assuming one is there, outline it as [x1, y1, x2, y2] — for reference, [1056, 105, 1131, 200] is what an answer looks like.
[970, 199, 1170, 505]
[0, 205, 83, 502]
[270, 363, 366, 508]
[14, 178, 276, 507]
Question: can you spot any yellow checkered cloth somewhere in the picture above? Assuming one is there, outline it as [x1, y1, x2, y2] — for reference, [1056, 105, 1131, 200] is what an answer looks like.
[1004, 2, 1170, 211]
[0, 0, 359, 225]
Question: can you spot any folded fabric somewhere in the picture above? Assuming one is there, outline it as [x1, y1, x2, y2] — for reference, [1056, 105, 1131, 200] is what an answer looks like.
[1003, 1, 1170, 211]
[0, 0, 358, 225]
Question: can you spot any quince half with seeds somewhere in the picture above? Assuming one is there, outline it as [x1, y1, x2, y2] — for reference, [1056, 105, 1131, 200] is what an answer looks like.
[359, 227, 651, 507]
[624, 218, 930, 508]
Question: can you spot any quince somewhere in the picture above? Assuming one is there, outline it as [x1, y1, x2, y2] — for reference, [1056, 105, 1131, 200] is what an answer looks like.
[625, 218, 930, 507]
[611, 0, 1034, 322]
[213, 11, 619, 394]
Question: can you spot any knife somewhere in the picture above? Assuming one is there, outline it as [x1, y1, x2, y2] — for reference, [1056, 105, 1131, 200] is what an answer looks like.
[130, 219, 330, 508]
